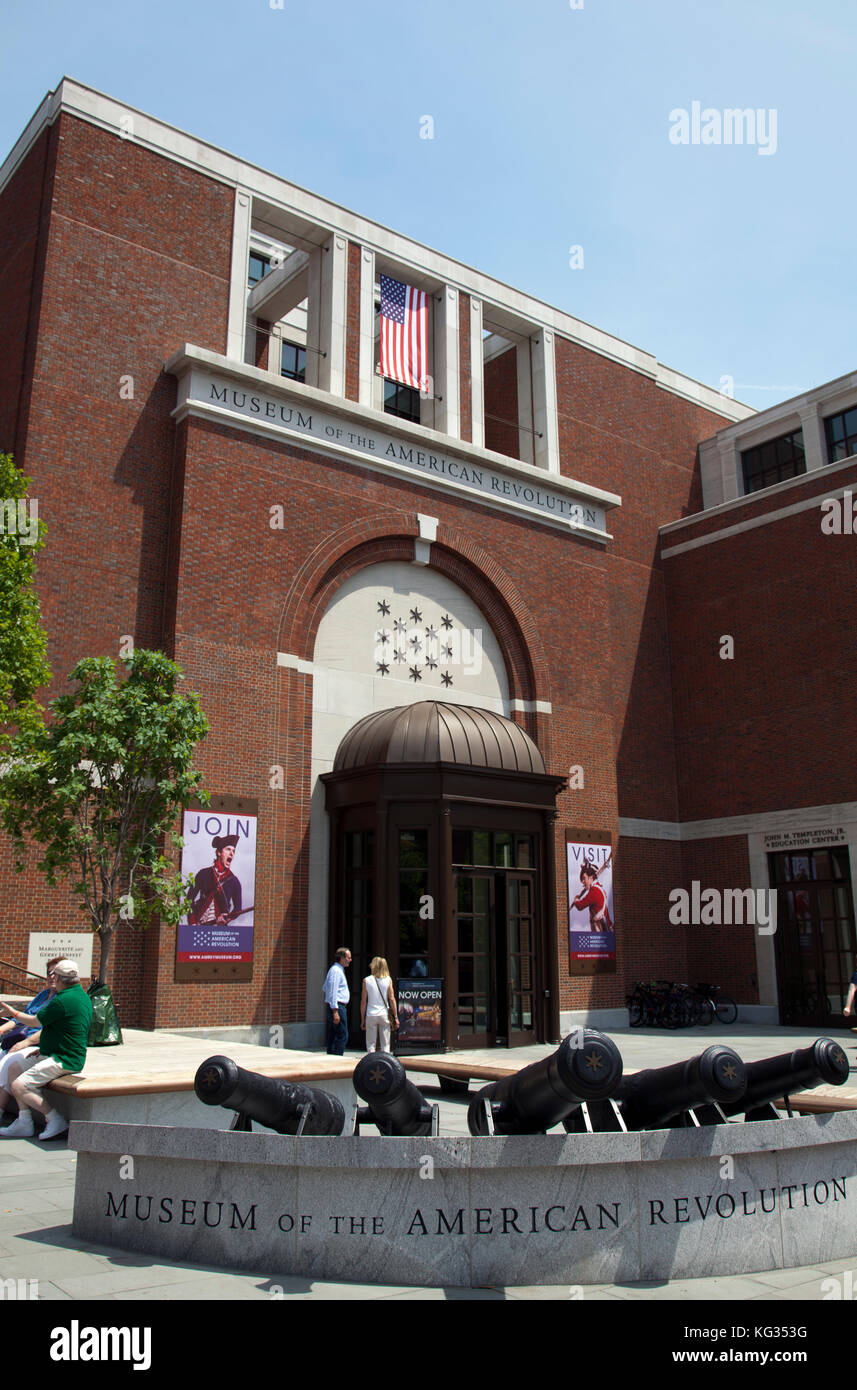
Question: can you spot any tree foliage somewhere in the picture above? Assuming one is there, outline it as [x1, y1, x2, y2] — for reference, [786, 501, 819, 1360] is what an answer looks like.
[0, 649, 209, 981]
[0, 452, 51, 742]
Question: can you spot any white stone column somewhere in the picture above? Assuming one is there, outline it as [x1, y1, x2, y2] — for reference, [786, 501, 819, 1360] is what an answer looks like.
[434, 286, 460, 439]
[799, 403, 827, 473]
[316, 234, 348, 397]
[531, 329, 559, 473]
[358, 247, 375, 408]
[226, 189, 253, 362]
[469, 298, 485, 449]
[719, 439, 741, 500]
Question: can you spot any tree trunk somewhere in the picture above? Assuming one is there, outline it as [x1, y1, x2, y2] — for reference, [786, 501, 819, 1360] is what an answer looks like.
[98, 926, 113, 984]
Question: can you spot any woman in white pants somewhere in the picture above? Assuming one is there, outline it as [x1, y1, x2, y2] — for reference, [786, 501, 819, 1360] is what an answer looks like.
[361, 957, 399, 1053]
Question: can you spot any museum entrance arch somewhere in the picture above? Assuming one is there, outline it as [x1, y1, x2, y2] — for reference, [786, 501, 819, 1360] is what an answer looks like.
[322, 702, 565, 1048]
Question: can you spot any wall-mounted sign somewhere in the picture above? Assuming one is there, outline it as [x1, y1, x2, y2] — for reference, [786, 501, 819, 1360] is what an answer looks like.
[396, 978, 443, 1049]
[174, 365, 616, 538]
[175, 798, 258, 982]
[27, 932, 94, 982]
[764, 827, 848, 852]
[567, 832, 615, 975]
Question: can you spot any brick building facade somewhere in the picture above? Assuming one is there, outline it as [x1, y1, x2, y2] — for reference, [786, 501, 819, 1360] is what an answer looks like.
[1, 79, 854, 1044]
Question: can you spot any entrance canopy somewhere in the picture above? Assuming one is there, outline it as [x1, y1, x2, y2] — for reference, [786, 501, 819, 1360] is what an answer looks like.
[323, 701, 565, 1048]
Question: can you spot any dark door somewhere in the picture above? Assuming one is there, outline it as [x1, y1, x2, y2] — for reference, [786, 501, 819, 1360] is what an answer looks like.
[772, 847, 856, 1026]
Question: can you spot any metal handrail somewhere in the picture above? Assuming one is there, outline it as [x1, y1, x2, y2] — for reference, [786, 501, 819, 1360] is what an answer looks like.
[0, 957, 47, 986]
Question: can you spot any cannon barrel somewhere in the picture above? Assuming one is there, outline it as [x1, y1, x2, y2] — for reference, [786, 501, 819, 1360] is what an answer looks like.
[720, 1037, 850, 1118]
[353, 1052, 434, 1135]
[607, 1045, 746, 1131]
[194, 1055, 345, 1136]
[468, 1030, 624, 1136]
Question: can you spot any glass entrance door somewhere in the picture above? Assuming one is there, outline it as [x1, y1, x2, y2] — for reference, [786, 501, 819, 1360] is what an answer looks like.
[454, 873, 494, 1047]
[451, 834, 539, 1048]
[771, 847, 856, 1026]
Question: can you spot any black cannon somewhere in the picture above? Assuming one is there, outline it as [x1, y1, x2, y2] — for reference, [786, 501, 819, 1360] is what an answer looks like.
[717, 1037, 850, 1121]
[194, 1055, 345, 1136]
[566, 1044, 747, 1132]
[352, 1052, 436, 1135]
[467, 1029, 624, 1136]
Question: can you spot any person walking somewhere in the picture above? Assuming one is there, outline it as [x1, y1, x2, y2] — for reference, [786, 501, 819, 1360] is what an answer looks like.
[361, 956, 398, 1053]
[323, 947, 352, 1055]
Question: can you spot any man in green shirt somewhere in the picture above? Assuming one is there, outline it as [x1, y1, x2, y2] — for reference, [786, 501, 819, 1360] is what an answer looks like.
[0, 959, 92, 1141]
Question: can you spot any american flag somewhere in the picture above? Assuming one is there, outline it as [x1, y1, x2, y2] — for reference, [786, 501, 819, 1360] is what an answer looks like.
[380, 274, 428, 391]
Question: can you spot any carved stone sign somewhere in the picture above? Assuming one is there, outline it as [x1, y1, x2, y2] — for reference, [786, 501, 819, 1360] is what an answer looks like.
[174, 366, 615, 538]
[71, 1114, 857, 1287]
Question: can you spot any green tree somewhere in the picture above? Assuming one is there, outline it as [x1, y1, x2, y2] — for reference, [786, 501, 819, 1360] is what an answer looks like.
[0, 452, 51, 742]
[0, 649, 209, 982]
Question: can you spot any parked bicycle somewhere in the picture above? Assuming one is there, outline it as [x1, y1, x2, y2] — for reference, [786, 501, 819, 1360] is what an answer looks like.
[627, 979, 737, 1028]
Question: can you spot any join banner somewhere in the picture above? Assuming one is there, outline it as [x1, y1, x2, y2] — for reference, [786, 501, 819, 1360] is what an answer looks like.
[176, 807, 257, 975]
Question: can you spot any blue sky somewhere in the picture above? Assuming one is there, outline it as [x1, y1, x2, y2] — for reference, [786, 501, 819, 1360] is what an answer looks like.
[2, 0, 854, 409]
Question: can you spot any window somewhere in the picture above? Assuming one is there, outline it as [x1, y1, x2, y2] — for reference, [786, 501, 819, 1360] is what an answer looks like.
[281, 341, 307, 383]
[384, 378, 421, 422]
[248, 251, 270, 287]
[741, 430, 805, 494]
[825, 407, 857, 464]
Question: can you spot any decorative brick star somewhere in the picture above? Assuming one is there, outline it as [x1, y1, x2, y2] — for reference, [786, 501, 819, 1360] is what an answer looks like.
[426, 656, 438, 671]
[409, 635, 423, 652]
[376, 662, 389, 676]
[393, 618, 407, 634]
[441, 671, 453, 687]
[393, 648, 407, 663]
[441, 614, 453, 629]
[377, 599, 390, 616]
[376, 629, 390, 645]
[409, 666, 422, 681]
[425, 625, 438, 641]
[409, 607, 423, 623]
[441, 643, 453, 659]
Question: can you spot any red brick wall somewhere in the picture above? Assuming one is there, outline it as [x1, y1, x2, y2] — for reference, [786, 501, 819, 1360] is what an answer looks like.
[664, 463, 857, 820]
[483, 346, 519, 459]
[0, 124, 58, 457]
[679, 836, 759, 1002]
[0, 112, 234, 1022]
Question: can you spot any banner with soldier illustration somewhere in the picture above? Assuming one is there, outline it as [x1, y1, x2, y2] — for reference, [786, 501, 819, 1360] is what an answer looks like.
[176, 807, 257, 969]
[566, 834, 615, 967]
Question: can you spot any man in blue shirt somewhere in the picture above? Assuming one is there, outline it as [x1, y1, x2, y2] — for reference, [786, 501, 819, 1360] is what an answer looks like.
[323, 947, 352, 1055]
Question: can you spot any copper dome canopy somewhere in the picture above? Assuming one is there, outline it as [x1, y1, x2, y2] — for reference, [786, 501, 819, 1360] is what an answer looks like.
[332, 701, 545, 775]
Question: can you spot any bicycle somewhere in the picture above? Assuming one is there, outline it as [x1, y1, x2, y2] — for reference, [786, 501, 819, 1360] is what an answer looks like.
[692, 982, 738, 1025]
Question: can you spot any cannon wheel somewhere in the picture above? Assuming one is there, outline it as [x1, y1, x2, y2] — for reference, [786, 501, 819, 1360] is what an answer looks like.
[714, 995, 738, 1025]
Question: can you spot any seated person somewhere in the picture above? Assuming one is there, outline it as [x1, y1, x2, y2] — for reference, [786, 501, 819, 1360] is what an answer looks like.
[0, 960, 93, 1141]
[0, 957, 61, 1053]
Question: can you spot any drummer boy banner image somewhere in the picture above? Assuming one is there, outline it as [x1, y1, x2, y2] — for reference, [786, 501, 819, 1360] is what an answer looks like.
[567, 837, 615, 965]
[177, 809, 257, 966]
